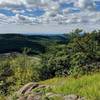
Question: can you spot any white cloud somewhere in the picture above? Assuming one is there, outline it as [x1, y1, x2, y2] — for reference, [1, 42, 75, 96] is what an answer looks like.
[0, 0, 100, 33]
[0, 0, 52, 7]
[76, 0, 96, 11]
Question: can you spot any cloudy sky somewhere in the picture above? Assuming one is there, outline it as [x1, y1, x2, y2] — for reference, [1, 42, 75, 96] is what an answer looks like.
[0, 0, 100, 33]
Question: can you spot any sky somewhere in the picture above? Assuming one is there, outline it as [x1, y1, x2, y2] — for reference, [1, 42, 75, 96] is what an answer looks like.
[0, 0, 100, 33]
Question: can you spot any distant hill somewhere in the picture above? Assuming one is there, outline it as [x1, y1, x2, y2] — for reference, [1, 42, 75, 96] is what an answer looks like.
[0, 34, 68, 54]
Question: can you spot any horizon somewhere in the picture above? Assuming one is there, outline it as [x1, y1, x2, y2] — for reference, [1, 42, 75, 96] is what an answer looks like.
[0, 32, 64, 35]
[0, 23, 100, 34]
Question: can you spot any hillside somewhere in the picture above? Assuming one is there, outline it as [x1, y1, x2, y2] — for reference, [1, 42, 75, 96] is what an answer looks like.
[0, 30, 100, 100]
[0, 34, 68, 54]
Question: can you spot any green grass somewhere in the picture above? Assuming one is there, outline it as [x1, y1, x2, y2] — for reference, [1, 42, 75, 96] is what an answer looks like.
[40, 73, 100, 100]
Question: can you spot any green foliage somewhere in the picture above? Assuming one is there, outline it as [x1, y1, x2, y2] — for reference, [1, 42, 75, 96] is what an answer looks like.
[0, 29, 100, 97]
[0, 52, 41, 96]
[40, 29, 100, 79]
[39, 45, 70, 80]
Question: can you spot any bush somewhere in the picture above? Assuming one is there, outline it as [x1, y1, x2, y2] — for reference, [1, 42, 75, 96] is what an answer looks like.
[39, 30, 100, 79]
[0, 53, 41, 95]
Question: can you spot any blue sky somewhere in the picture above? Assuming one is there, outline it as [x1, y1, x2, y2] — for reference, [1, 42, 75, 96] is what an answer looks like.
[0, 0, 100, 33]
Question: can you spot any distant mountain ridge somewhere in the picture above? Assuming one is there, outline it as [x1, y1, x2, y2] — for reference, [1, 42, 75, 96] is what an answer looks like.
[0, 34, 68, 54]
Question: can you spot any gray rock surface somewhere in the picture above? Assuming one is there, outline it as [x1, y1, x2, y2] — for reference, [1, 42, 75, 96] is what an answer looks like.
[14, 83, 86, 100]
[64, 94, 85, 100]
[17, 82, 39, 95]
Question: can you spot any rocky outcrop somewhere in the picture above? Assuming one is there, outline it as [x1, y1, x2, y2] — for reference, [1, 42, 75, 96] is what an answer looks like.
[15, 82, 47, 100]
[17, 82, 39, 95]
[13, 82, 85, 100]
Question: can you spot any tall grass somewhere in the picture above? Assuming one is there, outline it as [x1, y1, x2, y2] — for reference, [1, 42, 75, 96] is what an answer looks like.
[41, 73, 100, 100]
